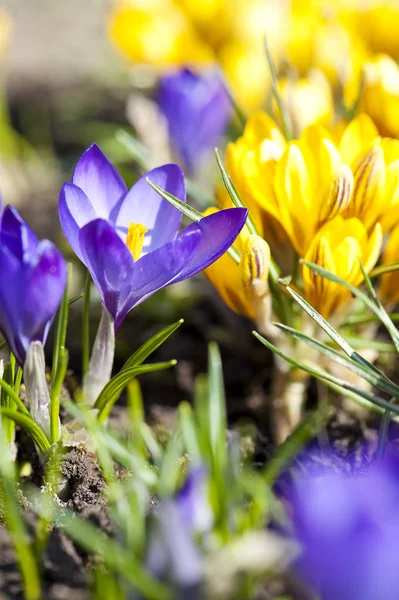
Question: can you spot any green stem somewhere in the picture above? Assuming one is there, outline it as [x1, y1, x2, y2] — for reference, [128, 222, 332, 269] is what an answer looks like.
[82, 270, 91, 378]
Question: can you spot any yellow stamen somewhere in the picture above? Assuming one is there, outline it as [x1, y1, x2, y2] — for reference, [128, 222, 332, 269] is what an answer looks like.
[126, 222, 148, 260]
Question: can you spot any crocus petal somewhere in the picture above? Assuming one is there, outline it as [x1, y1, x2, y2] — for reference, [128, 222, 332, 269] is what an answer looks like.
[78, 219, 135, 321]
[115, 226, 202, 329]
[72, 144, 127, 219]
[0, 205, 39, 263]
[112, 164, 185, 254]
[172, 208, 247, 283]
[0, 246, 26, 362]
[59, 182, 97, 260]
[23, 240, 68, 342]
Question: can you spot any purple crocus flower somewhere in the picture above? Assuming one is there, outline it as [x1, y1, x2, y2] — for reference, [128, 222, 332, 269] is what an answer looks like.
[292, 456, 399, 600]
[158, 67, 231, 174]
[59, 144, 246, 331]
[0, 206, 67, 364]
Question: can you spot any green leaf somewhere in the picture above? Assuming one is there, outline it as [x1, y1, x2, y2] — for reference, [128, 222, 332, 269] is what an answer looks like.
[371, 262, 399, 277]
[146, 177, 203, 222]
[214, 148, 257, 235]
[146, 176, 241, 265]
[280, 278, 395, 381]
[121, 319, 183, 371]
[51, 263, 71, 384]
[253, 331, 399, 416]
[178, 401, 201, 463]
[275, 322, 399, 399]
[263, 407, 329, 486]
[301, 259, 399, 353]
[264, 37, 293, 141]
[0, 409, 50, 453]
[95, 361, 177, 421]
[0, 378, 30, 416]
[82, 269, 92, 378]
[42, 503, 172, 600]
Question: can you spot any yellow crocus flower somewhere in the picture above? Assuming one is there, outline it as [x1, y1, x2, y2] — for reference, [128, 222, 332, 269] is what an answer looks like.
[349, 55, 399, 140]
[337, 114, 399, 233]
[303, 216, 382, 319]
[277, 71, 333, 137]
[226, 113, 355, 258]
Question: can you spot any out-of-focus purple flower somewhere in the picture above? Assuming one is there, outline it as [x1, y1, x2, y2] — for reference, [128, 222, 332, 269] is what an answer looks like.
[158, 67, 231, 174]
[146, 468, 211, 595]
[59, 144, 246, 330]
[292, 456, 399, 600]
[0, 206, 67, 364]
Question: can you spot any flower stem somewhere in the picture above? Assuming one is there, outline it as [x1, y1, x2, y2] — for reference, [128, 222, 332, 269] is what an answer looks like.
[270, 361, 309, 445]
[82, 269, 91, 378]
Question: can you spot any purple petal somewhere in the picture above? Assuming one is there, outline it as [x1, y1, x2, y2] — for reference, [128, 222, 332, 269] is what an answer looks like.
[78, 219, 135, 321]
[23, 241, 67, 342]
[59, 182, 97, 261]
[0, 245, 26, 362]
[158, 68, 231, 174]
[72, 144, 127, 219]
[172, 208, 247, 283]
[112, 164, 185, 254]
[0, 206, 39, 263]
[115, 226, 202, 329]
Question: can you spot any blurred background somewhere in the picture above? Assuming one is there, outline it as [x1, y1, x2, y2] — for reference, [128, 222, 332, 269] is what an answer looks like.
[2, 0, 399, 429]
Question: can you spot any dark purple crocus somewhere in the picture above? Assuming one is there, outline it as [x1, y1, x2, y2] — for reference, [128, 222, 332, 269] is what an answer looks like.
[59, 144, 246, 331]
[0, 206, 67, 364]
[158, 67, 231, 174]
[292, 456, 399, 600]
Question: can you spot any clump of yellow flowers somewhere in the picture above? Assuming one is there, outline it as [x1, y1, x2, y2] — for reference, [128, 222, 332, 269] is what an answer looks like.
[204, 111, 399, 441]
[206, 112, 399, 323]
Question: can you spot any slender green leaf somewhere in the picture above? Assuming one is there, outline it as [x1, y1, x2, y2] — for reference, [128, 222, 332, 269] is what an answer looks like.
[95, 361, 177, 421]
[146, 177, 241, 264]
[122, 319, 183, 371]
[52, 263, 71, 383]
[264, 37, 292, 140]
[50, 348, 69, 443]
[82, 269, 91, 378]
[275, 322, 399, 399]
[280, 279, 394, 380]
[263, 407, 329, 486]
[371, 262, 399, 277]
[301, 259, 399, 352]
[0, 378, 30, 416]
[146, 177, 202, 222]
[253, 331, 399, 416]
[44, 504, 172, 600]
[0, 409, 50, 453]
[178, 401, 201, 463]
[214, 148, 257, 235]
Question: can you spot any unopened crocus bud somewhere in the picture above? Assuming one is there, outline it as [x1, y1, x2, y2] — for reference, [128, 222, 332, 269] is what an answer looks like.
[82, 305, 115, 406]
[158, 67, 231, 174]
[23, 341, 53, 442]
[241, 234, 271, 334]
[278, 71, 333, 136]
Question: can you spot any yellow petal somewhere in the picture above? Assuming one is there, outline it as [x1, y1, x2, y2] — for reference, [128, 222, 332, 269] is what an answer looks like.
[339, 114, 379, 167]
[347, 146, 386, 228]
[275, 143, 313, 255]
[319, 164, 354, 223]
